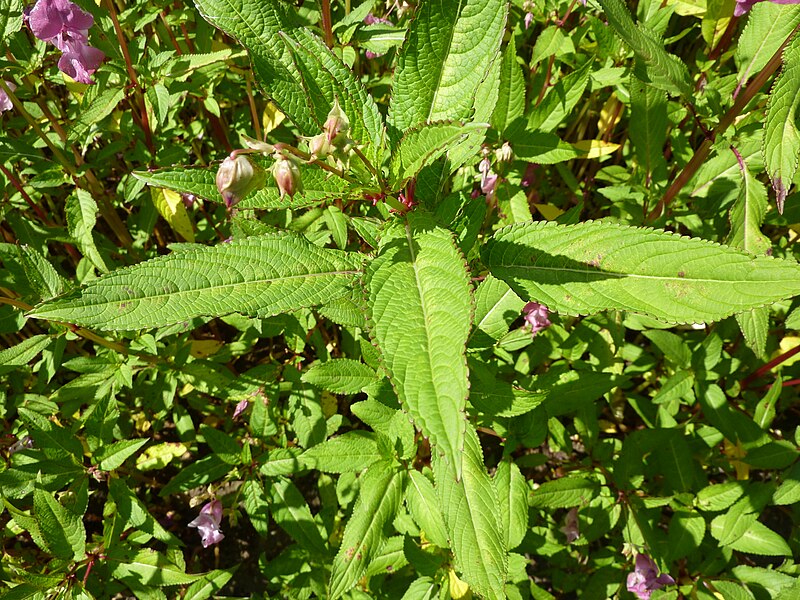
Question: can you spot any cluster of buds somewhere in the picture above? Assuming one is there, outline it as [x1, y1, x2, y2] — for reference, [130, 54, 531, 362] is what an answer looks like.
[215, 100, 355, 208]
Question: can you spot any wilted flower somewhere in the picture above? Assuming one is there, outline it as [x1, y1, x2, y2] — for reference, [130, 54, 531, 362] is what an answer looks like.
[188, 500, 225, 548]
[733, 0, 800, 16]
[560, 507, 580, 543]
[272, 154, 302, 199]
[0, 81, 16, 113]
[216, 153, 265, 208]
[522, 302, 551, 335]
[324, 99, 350, 146]
[232, 399, 249, 419]
[479, 157, 499, 199]
[626, 554, 675, 600]
[27, 0, 105, 84]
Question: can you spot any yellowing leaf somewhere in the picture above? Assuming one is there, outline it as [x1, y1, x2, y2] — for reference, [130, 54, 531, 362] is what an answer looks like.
[189, 339, 224, 358]
[533, 203, 564, 221]
[777, 336, 800, 367]
[136, 442, 187, 471]
[598, 94, 624, 135]
[572, 140, 621, 159]
[151, 187, 195, 242]
[449, 569, 472, 600]
[263, 101, 285, 135]
[723, 439, 750, 481]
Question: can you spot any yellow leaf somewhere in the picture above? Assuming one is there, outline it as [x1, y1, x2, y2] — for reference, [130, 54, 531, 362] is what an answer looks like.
[533, 203, 564, 221]
[151, 187, 195, 242]
[598, 94, 624, 136]
[189, 340, 224, 358]
[321, 391, 338, 419]
[263, 101, 285, 136]
[448, 569, 472, 600]
[572, 140, 621, 159]
[777, 336, 800, 367]
[136, 442, 188, 471]
[723, 439, 749, 481]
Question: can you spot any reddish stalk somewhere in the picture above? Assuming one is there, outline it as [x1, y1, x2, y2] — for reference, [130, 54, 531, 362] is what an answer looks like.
[741, 344, 800, 389]
[320, 0, 334, 48]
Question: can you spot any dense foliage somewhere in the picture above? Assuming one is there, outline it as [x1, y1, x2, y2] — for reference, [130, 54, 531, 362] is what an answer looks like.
[2, 0, 800, 598]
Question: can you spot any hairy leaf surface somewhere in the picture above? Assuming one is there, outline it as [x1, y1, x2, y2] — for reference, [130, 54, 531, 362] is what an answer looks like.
[485, 221, 800, 323]
[29, 234, 361, 330]
[364, 212, 472, 477]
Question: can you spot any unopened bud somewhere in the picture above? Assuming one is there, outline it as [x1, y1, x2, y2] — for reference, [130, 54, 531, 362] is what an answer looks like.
[308, 133, 334, 160]
[324, 99, 350, 146]
[216, 154, 266, 208]
[495, 142, 513, 163]
[272, 154, 303, 199]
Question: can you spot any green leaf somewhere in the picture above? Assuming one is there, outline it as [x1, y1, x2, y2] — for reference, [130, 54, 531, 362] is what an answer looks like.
[68, 88, 125, 143]
[301, 358, 378, 394]
[666, 509, 705, 560]
[301, 431, 382, 473]
[329, 461, 406, 599]
[708, 581, 756, 600]
[108, 478, 180, 544]
[527, 61, 592, 134]
[434, 426, 507, 600]
[506, 131, 584, 164]
[18, 407, 83, 459]
[18, 245, 63, 300]
[133, 163, 352, 210]
[491, 37, 525, 134]
[0, 583, 44, 600]
[191, 0, 315, 131]
[744, 440, 799, 469]
[596, 0, 692, 98]
[485, 220, 800, 324]
[282, 29, 385, 167]
[95, 438, 148, 471]
[694, 481, 746, 511]
[735, 4, 800, 90]
[388, 121, 487, 189]
[727, 521, 792, 556]
[159, 455, 230, 496]
[270, 477, 328, 556]
[405, 470, 449, 549]
[629, 75, 668, 186]
[530, 476, 599, 508]
[494, 460, 528, 551]
[66, 189, 108, 272]
[727, 159, 770, 256]
[1, 0, 23, 42]
[107, 548, 204, 586]
[530, 27, 574, 66]
[29, 233, 361, 330]
[183, 568, 236, 600]
[764, 34, 800, 211]
[365, 212, 472, 478]
[0, 335, 52, 373]
[33, 486, 85, 561]
[387, 0, 507, 139]
[469, 275, 525, 348]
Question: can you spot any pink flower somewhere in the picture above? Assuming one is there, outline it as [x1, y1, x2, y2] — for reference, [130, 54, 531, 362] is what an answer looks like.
[188, 500, 225, 548]
[734, 0, 800, 16]
[0, 81, 17, 113]
[626, 554, 675, 600]
[560, 507, 580, 543]
[26, 0, 104, 84]
[522, 302, 551, 335]
[232, 399, 249, 419]
[479, 157, 499, 199]
[524, 12, 533, 29]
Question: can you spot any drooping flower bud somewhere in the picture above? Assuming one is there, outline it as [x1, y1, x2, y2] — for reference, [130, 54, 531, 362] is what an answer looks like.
[495, 141, 513, 163]
[308, 133, 334, 160]
[272, 154, 303, 199]
[324, 99, 350, 146]
[215, 153, 266, 209]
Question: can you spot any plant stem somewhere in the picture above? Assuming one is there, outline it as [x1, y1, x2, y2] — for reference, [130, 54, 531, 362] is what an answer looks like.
[648, 23, 800, 221]
[320, 0, 334, 48]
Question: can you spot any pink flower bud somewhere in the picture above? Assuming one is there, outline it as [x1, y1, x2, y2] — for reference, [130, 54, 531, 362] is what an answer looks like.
[216, 154, 265, 208]
[308, 133, 334, 160]
[323, 99, 350, 146]
[272, 155, 302, 199]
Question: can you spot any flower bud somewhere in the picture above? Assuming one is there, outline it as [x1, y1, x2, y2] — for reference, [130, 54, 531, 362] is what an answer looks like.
[308, 133, 334, 160]
[272, 154, 303, 199]
[324, 99, 350, 146]
[495, 142, 513, 163]
[216, 154, 265, 208]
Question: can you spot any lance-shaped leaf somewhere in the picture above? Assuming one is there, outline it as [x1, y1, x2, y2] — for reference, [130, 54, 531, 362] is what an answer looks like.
[133, 163, 352, 210]
[29, 234, 361, 330]
[491, 37, 525, 134]
[329, 461, 406, 599]
[735, 4, 800, 93]
[364, 212, 472, 477]
[387, 0, 507, 140]
[434, 426, 507, 600]
[484, 220, 800, 324]
[764, 34, 800, 212]
[191, 0, 315, 132]
[282, 29, 385, 167]
[388, 121, 487, 189]
[629, 75, 668, 186]
[596, 0, 692, 98]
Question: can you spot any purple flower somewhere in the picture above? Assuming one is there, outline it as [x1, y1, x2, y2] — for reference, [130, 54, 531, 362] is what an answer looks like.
[734, 0, 800, 16]
[0, 81, 17, 113]
[522, 302, 551, 335]
[188, 500, 225, 548]
[232, 399, 249, 419]
[479, 157, 499, 199]
[626, 554, 675, 600]
[27, 0, 104, 84]
[524, 12, 533, 29]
